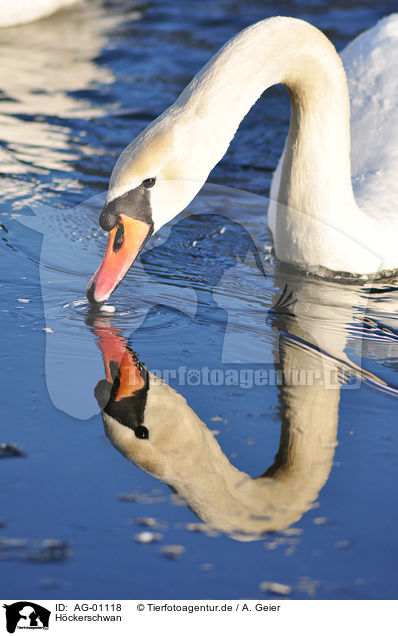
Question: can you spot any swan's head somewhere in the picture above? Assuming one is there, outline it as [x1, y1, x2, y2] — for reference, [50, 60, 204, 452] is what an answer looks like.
[95, 356, 208, 481]
[92, 313, 207, 478]
[86, 112, 208, 304]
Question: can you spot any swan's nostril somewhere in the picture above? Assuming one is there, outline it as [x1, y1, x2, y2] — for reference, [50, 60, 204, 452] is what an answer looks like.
[113, 223, 124, 253]
[86, 281, 99, 305]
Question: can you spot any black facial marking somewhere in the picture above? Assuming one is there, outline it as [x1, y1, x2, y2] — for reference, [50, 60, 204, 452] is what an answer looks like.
[113, 222, 124, 252]
[99, 182, 153, 230]
[94, 354, 150, 439]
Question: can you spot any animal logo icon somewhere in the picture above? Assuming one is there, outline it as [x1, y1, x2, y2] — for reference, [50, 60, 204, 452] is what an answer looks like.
[2, 602, 50, 634]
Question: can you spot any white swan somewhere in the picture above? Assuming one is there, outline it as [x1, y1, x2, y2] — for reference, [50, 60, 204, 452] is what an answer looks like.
[86, 15, 398, 305]
[0, 0, 80, 27]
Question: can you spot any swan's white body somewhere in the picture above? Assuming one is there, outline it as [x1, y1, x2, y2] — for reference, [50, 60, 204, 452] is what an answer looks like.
[0, 0, 79, 27]
[269, 14, 398, 273]
[103, 15, 398, 285]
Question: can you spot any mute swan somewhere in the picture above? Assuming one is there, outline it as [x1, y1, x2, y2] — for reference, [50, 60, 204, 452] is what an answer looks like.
[92, 313, 341, 539]
[86, 15, 398, 304]
[0, 0, 80, 27]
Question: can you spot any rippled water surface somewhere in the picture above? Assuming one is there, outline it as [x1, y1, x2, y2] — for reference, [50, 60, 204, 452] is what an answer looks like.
[1, 0, 398, 600]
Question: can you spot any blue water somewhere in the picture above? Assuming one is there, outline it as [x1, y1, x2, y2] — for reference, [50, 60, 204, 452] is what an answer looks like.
[1, 0, 398, 600]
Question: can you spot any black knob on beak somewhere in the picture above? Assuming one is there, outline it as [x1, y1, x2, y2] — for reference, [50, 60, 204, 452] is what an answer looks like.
[99, 205, 118, 231]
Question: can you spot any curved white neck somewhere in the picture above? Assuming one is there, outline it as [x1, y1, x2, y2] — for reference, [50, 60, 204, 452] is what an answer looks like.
[173, 18, 356, 218]
[156, 17, 379, 271]
[110, 16, 389, 273]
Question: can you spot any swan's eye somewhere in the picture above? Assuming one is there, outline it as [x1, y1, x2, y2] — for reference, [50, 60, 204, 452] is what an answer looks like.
[135, 425, 149, 439]
[142, 178, 156, 189]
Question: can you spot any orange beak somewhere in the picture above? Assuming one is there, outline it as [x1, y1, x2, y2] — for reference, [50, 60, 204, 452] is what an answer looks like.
[86, 214, 151, 304]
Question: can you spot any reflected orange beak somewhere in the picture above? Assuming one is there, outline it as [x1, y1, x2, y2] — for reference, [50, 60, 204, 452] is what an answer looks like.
[86, 214, 151, 304]
[94, 320, 146, 399]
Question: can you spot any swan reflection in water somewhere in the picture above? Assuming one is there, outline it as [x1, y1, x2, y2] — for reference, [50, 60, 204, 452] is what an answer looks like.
[90, 273, 398, 541]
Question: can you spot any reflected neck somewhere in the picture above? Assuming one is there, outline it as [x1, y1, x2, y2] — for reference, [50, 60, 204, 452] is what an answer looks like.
[152, 378, 339, 538]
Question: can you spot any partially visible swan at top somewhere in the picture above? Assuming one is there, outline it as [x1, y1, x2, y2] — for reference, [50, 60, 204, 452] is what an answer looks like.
[0, 0, 80, 27]
[86, 15, 398, 305]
